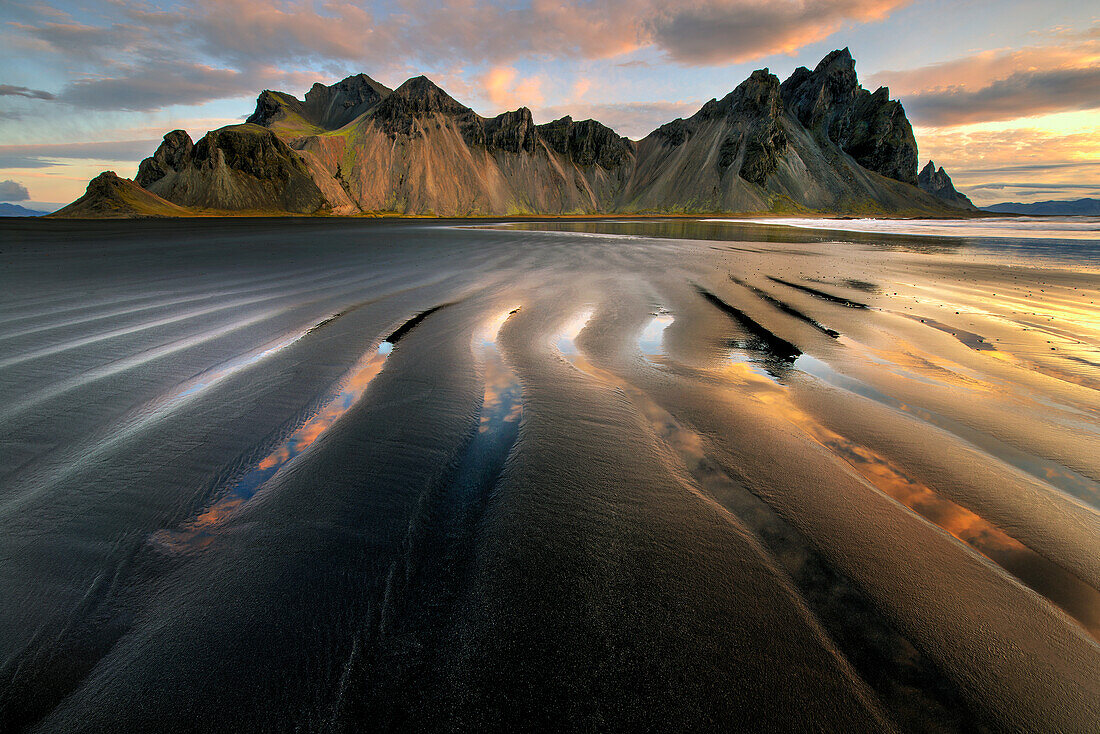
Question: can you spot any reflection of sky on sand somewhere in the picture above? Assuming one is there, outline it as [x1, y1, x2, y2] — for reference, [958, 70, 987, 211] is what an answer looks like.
[478, 309, 523, 435]
[892, 279, 1100, 390]
[793, 354, 1100, 507]
[555, 309, 594, 356]
[638, 311, 674, 364]
[727, 352, 1100, 641]
[153, 340, 393, 550]
[568, 307, 1099, 642]
[709, 217, 1100, 243]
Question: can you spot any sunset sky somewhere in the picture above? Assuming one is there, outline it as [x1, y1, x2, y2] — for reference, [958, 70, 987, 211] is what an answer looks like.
[1, 0, 1097, 209]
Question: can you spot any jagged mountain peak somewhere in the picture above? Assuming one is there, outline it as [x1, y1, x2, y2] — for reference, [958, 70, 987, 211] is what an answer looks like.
[370, 75, 473, 127]
[393, 76, 464, 106]
[815, 47, 855, 72]
[537, 115, 633, 168]
[917, 159, 975, 209]
[136, 129, 193, 189]
[302, 73, 391, 130]
[247, 74, 392, 132]
[780, 48, 918, 184]
[321, 73, 390, 97]
[920, 159, 944, 176]
[710, 69, 783, 119]
[303, 73, 390, 107]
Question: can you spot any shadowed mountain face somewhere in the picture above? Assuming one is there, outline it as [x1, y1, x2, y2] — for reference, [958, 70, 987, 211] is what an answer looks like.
[918, 161, 976, 210]
[59, 51, 973, 217]
[780, 49, 918, 186]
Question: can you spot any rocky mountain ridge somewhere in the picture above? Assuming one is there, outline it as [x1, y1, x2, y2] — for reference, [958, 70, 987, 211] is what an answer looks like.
[917, 161, 976, 209]
[57, 50, 975, 217]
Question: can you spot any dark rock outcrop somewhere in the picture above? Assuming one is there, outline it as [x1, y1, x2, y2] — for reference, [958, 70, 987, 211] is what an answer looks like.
[639, 70, 787, 188]
[780, 48, 918, 184]
[482, 107, 539, 154]
[136, 130, 193, 189]
[918, 161, 976, 209]
[538, 116, 633, 169]
[372, 76, 478, 137]
[247, 75, 391, 132]
[301, 74, 390, 129]
[714, 70, 788, 185]
[245, 90, 302, 128]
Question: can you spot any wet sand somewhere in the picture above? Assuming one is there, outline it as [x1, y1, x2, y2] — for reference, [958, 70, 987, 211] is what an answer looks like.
[0, 217, 1098, 732]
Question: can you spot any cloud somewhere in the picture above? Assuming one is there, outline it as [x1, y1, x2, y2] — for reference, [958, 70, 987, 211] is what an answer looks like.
[480, 67, 545, 112]
[0, 179, 30, 201]
[902, 66, 1100, 126]
[57, 62, 254, 111]
[182, 1, 386, 67]
[646, 0, 908, 64]
[11, 0, 914, 89]
[7, 20, 144, 60]
[0, 139, 162, 169]
[916, 122, 1100, 205]
[0, 84, 55, 100]
[872, 33, 1100, 126]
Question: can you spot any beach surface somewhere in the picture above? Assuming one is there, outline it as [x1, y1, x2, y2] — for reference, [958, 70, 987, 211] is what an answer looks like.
[1, 216, 1098, 732]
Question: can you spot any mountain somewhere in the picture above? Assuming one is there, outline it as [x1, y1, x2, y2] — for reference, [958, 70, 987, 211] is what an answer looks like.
[0, 203, 48, 217]
[52, 171, 191, 217]
[133, 125, 326, 213]
[983, 198, 1100, 215]
[917, 161, 976, 209]
[59, 50, 974, 217]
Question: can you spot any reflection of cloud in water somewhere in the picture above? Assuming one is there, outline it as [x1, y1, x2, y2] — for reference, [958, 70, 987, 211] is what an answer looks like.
[479, 309, 523, 435]
[639, 311, 674, 363]
[556, 309, 594, 356]
[794, 353, 1100, 507]
[153, 340, 392, 550]
[722, 354, 1100, 640]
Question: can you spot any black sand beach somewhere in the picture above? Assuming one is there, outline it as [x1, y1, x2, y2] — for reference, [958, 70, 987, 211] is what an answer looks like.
[1, 217, 1098, 732]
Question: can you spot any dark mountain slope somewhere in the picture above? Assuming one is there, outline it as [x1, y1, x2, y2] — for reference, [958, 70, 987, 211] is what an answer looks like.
[917, 161, 976, 209]
[780, 48, 918, 185]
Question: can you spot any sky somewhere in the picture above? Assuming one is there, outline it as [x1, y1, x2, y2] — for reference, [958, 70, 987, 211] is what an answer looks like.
[0, 0, 1097, 209]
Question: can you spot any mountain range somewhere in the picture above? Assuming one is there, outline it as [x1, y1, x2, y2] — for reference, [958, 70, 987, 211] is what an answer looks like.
[982, 198, 1100, 216]
[55, 50, 976, 218]
[0, 203, 49, 217]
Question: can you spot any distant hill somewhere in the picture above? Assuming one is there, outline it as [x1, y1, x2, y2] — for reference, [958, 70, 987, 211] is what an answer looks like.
[983, 198, 1100, 215]
[52, 171, 192, 218]
[0, 202, 48, 217]
[60, 49, 975, 218]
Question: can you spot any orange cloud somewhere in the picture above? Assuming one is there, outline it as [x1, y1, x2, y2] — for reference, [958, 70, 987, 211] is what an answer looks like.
[481, 66, 544, 112]
[874, 31, 1100, 126]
